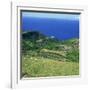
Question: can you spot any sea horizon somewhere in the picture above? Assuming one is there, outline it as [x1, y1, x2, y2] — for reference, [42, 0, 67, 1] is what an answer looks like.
[21, 12, 79, 40]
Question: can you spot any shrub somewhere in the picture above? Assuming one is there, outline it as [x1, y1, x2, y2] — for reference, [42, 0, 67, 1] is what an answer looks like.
[66, 49, 79, 62]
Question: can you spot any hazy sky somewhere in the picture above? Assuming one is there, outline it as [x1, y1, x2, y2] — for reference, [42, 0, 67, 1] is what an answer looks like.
[22, 12, 80, 21]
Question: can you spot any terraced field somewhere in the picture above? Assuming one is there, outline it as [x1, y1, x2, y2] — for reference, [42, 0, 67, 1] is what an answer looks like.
[21, 31, 79, 77]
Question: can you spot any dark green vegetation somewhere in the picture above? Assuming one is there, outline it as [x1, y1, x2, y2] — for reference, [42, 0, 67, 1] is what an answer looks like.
[21, 31, 79, 77]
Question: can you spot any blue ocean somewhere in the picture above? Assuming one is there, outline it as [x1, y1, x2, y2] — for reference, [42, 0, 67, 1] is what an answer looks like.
[22, 12, 79, 40]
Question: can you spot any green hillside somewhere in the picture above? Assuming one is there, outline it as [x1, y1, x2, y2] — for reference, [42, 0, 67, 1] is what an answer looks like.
[21, 31, 79, 77]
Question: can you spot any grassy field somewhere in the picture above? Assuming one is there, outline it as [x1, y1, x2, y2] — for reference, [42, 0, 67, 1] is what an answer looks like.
[21, 31, 79, 77]
[22, 55, 79, 77]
